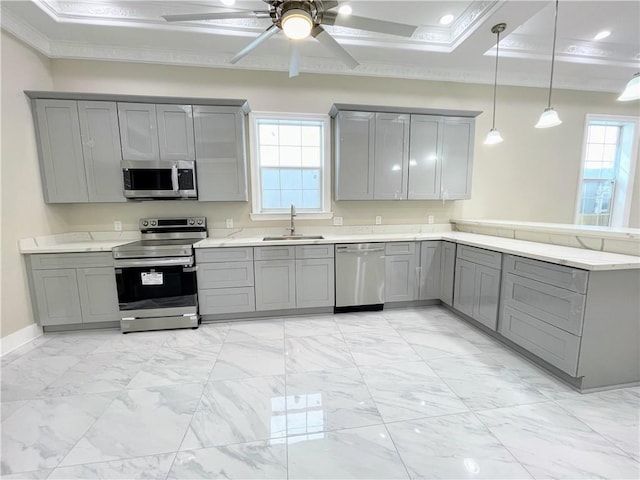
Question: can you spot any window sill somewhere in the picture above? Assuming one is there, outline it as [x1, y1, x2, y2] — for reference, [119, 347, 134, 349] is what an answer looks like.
[249, 212, 334, 221]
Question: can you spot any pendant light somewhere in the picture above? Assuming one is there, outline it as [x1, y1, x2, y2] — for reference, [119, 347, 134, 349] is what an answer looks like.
[485, 23, 506, 145]
[618, 73, 640, 101]
[535, 0, 562, 128]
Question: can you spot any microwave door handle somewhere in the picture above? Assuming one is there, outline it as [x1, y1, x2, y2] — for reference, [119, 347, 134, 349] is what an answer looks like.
[171, 164, 179, 192]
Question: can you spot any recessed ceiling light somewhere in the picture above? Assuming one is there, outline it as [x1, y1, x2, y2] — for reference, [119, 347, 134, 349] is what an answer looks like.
[593, 30, 611, 41]
[439, 14, 454, 25]
[220, 0, 235, 6]
[338, 5, 352, 16]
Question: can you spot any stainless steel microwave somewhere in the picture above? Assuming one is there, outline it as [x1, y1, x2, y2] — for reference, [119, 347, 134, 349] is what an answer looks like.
[122, 160, 197, 200]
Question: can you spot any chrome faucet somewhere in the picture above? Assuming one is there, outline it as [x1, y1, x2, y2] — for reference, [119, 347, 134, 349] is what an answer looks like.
[288, 204, 296, 236]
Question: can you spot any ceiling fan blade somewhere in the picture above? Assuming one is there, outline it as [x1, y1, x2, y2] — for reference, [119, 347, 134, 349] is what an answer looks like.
[322, 11, 417, 37]
[230, 24, 280, 64]
[320, 1, 340, 10]
[162, 11, 270, 22]
[311, 25, 358, 69]
[289, 42, 301, 78]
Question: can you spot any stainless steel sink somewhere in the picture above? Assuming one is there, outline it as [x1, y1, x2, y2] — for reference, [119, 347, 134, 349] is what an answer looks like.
[263, 235, 324, 241]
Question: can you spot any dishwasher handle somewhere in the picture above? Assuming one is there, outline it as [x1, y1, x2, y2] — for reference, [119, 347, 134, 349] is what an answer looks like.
[336, 246, 385, 253]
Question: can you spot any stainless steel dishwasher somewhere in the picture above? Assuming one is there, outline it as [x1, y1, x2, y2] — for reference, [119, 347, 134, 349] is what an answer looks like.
[335, 243, 385, 310]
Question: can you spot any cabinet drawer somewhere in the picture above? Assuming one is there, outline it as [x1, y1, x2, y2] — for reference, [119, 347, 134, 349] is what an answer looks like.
[502, 273, 585, 336]
[456, 245, 502, 269]
[385, 242, 416, 255]
[254, 246, 295, 261]
[29, 252, 114, 270]
[197, 261, 254, 289]
[499, 305, 580, 376]
[196, 247, 253, 263]
[295, 245, 334, 259]
[199, 287, 256, 315]
[503, 255, 588, 294]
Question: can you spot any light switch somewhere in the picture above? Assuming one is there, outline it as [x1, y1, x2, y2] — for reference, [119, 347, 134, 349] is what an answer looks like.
[333, 216, 343, 226]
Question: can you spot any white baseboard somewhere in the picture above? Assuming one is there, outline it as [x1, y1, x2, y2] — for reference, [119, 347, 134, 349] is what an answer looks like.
[1, 323, 43, 356]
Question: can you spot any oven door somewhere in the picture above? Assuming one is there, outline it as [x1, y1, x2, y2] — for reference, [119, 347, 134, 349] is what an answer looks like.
[114, 256, 198, 318]
[122, 161, 197, 199]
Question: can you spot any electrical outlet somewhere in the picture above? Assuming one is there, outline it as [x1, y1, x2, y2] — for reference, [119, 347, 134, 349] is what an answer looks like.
[375, 216, 382, 225]
[225, 218, 234, 229]
[427, 215, 434, 224]
[114, 220, 122, 232]
[333, 216, 343, 226]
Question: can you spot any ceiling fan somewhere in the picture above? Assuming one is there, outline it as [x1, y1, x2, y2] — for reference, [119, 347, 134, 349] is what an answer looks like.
[162, 0, 418, 77]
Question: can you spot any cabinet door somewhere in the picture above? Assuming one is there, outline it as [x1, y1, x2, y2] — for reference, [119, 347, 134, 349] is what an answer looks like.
[408, 115, 442, 199]
[156, 104, 195, 161]
[76, 267, 119, 323]
[194, 106, 248, 201]
[77, 101, 125, 203]
[296, 258, 335, 308]
[440, 117, 474, 200]
[385, 253, 418, 302]
[34, 99, 88, 203]
[117, 103, 159, 161]
[335, 111, 375, 200]
[453, 258, 476, 317]
[473, 265, 500, 330]
[31, 269, 82, 326]
[419, 241, 441, 300]
[440, 241, 457, 306]
[373, 113, 410, 200]
[254, 260, 296, 311]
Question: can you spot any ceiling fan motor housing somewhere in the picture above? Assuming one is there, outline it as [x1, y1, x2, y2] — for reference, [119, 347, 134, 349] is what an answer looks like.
[268, 0, 321, 26]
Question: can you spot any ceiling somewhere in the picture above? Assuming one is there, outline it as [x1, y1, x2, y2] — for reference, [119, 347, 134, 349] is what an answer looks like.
[2, 0, 639, 93]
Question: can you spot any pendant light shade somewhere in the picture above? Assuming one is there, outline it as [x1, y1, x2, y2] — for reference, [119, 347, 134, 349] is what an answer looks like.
[484, 23, 506, 145]
[618, 73, 640, 101]
[536, 0, 562, 129]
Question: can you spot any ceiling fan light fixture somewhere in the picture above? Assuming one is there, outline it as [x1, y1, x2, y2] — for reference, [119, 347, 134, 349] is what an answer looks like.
[282, 8, 313, 40]
[618, 73, 640, 101]
[535, 107, 562, 128]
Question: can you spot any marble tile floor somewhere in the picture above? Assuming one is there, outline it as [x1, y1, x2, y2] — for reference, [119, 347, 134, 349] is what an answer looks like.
[1, 306, 638, 479]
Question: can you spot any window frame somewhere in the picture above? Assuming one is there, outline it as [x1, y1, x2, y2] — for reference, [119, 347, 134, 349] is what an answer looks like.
[574, 114, 639, 227]
[248, 111, 333, 221]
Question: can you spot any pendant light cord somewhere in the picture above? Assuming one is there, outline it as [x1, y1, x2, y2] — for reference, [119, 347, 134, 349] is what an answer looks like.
[491, 29, 501, 129]
[547, 0, 559, 108]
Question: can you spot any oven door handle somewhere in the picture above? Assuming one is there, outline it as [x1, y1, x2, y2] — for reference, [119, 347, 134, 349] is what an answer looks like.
[114, 256, 194, 268]
[171, 164, 179, 192]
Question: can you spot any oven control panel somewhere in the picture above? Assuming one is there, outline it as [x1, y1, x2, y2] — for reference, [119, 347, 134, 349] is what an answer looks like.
[139, 217, 206, 230]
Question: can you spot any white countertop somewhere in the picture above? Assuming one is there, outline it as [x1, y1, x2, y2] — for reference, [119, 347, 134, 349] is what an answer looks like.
[20, 230, 640, 271]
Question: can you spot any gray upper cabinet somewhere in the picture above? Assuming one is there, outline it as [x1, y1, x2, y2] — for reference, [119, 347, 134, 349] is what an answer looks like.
[34, 99, 88, 203]
[408, 116, 442, 200]
[117, 103, 159, 161]
[440, 241, 456, 306]
[335, 111, 375, 200]
[373, 113, 410, 200]
[77, 101, 125, 203]
[419, 241, 442, 300]
[76, 267, 120, 323]
[194, 106, 248, 201]
[440, 117, 474, 200]
[156, 104, 195, 161]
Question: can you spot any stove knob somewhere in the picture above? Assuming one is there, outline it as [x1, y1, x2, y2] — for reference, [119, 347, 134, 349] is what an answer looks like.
[197, 219, 203, 225]
[150, 220, 157, 226]
[189, 219, 195, 225]
[142, 220, 149, 227]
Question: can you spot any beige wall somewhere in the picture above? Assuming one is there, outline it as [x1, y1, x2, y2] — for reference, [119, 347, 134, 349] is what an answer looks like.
[2, 32, 639, 337]
[1, 31, 67, 337]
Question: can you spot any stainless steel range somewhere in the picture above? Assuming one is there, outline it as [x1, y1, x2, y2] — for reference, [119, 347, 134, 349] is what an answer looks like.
[112, 217, 207, 333]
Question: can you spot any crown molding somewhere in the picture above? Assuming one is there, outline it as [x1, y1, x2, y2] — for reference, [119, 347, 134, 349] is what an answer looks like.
[1, 6, 51, 55]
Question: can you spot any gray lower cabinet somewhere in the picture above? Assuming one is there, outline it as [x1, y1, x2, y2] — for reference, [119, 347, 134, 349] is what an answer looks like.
[453, 247, 502, 330]
[33, 99, 88, 203]
[439, 241, 456, 306]
[254, 260, 296, 311]
[194, 106, 248, 201]
[296, 258, 335, 308]
[32, 99, 124, 203]
[385, 242, 419, 302]
[26, 253, 118, 327]
[419, 241, 442, 300]
[196, 248, 256, 315]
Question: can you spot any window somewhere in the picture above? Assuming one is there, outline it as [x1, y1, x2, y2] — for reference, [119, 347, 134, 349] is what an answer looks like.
[575, 115, 639, 227]
[249, 113, 332, 219]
